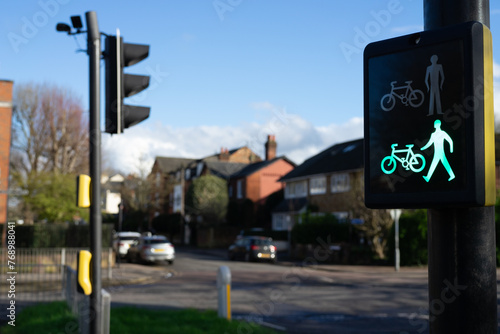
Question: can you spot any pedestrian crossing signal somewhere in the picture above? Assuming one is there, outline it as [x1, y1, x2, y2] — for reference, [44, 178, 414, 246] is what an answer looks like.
[364, 22, 495, 208]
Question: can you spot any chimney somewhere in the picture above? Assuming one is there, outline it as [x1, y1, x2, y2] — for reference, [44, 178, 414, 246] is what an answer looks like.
[265, 135, 277, 160]
[219, 147, 230, 161]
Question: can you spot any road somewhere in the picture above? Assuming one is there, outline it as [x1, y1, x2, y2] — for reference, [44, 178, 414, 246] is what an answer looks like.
[109, 248, 434, 333]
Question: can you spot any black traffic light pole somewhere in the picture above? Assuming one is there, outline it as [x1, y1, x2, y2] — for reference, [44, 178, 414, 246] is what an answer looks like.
[424, 1, 497, 333]
[86, 11, 102, 334]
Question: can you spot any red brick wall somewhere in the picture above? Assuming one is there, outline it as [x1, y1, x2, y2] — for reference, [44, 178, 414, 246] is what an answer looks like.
[259, 159, 294, 199]
[0, 80, 13, 224]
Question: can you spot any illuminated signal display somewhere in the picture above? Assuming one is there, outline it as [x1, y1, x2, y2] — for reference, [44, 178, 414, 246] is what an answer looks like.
[364, 22, 495, 208]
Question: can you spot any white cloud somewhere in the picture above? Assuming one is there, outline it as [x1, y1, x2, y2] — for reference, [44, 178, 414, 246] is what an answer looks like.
[102, 104, 364, 175]
[493, 61, 500, 79]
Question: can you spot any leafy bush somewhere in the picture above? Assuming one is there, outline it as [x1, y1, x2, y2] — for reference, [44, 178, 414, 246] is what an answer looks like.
[387, 209, 428, 266]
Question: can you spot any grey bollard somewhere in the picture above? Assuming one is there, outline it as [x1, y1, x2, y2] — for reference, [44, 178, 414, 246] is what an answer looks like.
[217, 266, 231, 320]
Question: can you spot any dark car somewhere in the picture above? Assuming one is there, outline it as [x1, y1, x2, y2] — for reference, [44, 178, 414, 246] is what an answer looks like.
[228, 236, 277, 263]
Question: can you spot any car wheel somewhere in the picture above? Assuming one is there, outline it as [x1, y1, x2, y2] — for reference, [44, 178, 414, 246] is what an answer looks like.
[228, 252, 235, 261]
[244, 252, 250, 262]
[168, 260, 174, 265]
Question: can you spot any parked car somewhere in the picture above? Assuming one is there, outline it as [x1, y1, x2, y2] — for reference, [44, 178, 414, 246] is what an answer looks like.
[228, 236, 277, 263]
[113, 232, 141, 258]
[127, 235, 175, 264]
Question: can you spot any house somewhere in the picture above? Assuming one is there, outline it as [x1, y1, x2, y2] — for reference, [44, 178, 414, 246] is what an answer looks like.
[227, 135, 296, 228]
[149, 146, 261, 218]
[273, 138, 364, 231]
[101, 174, 125, 214]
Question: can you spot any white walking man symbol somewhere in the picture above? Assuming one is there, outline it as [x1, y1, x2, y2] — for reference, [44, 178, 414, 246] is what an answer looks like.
[425, 55, 445, 116]
[421, 119, 455, 182]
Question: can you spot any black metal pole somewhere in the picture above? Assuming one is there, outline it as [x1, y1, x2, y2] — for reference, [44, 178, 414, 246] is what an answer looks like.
[86, 11, 102, 334]
[424, 1, 497, 333]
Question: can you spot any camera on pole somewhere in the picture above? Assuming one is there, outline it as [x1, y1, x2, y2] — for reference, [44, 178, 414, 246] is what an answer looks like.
[105, 30, 150, 134]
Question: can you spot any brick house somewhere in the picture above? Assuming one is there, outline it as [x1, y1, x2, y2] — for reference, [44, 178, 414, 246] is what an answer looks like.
[227, 135, 296, 228]
[273, 138, 364, 231]
[0, 80, 13, 231]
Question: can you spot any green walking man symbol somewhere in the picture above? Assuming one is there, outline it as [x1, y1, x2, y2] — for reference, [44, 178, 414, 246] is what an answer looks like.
[421, 120, 455, 182]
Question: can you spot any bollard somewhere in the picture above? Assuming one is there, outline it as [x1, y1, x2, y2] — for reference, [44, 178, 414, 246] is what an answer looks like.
[217, 266, 231, 320]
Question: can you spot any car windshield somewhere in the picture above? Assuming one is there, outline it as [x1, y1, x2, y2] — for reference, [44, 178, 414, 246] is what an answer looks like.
[144, 239, 168, 245]
[118, 236, 138, 241]
[252, 239, 271, 246]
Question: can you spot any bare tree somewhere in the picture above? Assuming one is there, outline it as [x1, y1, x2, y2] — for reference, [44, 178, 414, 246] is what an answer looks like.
[11, 82, 88, 176]
[349, 172, 393, 259]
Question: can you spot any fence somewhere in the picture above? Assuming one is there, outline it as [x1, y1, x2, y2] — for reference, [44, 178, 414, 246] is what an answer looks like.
[0, 248, 113, 303]
[0, 248, 113, 334]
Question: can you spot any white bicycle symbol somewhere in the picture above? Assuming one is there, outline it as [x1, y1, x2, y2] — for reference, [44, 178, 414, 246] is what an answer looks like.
[380, 81, 425, 111]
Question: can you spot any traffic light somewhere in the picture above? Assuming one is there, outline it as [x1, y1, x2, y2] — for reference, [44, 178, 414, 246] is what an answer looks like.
[76, 174, 91, 208]
[105, 31, 150, 134]
[77, 250, 92, 295]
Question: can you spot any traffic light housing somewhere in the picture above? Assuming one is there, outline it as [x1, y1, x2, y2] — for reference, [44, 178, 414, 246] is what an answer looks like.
[363, 22, 495, 208]
[77, 250, 92, 295]
[76, 174, 91, 208]
[105, 32, 150, 134]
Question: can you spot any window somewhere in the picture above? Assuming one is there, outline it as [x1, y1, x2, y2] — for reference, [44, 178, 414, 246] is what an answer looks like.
[228, 185, 233, 198]
[185, 169, 191, 180]
[331, 173, 350, 193]
[309, 176, 326, 195]
[237, 180, 243, 199]
[284, 180, 308, 199]
[273, 214, 291, 231]
[155, 172, 161, 187]
[197, 162, 204, 176]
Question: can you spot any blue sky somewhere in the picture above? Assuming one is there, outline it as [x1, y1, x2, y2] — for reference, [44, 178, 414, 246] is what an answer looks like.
[2, 1, 500, 174]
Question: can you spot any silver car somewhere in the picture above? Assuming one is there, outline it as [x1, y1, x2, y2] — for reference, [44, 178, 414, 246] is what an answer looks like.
[128, 235, 175, 264]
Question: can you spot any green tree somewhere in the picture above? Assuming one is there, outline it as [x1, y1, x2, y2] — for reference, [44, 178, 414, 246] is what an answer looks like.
[185, 175, 228, 224]
[19, 171, 88, 223]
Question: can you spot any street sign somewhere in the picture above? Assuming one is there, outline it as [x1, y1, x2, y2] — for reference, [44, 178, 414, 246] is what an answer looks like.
[364, 21, 495, 208]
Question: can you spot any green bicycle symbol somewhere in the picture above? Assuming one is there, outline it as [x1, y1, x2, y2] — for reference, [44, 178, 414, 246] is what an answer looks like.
[381, 143, 426, 174]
